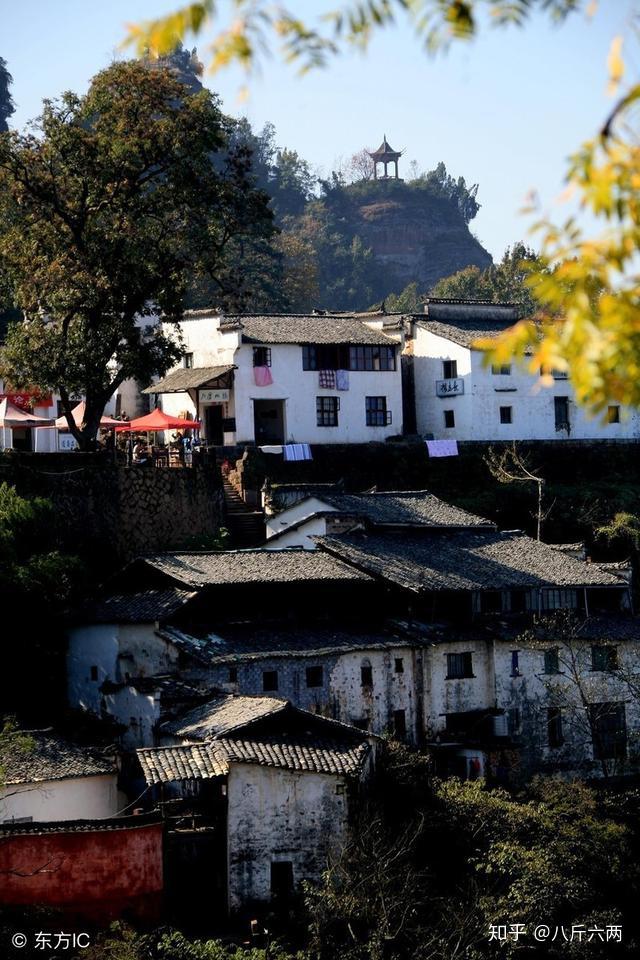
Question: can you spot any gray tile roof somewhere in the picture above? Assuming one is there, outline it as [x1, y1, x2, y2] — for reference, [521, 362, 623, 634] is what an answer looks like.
[142, 365, 235, 394]
[219, 314, 397, 346]
[161, 694, 289, 739]
[137, 731, 370, 784]
[77, 589, 196, 624]
[158, 623, 421, 665]
[138, 742, 228, 784]
[2, 732, 116, 785]
[418, 318, 515, 348]
[278, 490, 495, 531]
[315, 530, 627, 593]
[141, 549, 372, 588]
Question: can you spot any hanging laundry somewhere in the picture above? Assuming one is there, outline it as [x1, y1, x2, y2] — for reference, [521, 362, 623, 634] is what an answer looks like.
[254, 366, 273, 386]
[336, 369, 349, 391]
[259, 445, 283, 455]
[318, 369, 336, 389]
[426, 439, 459, 458]
[283, 443, 313, 461]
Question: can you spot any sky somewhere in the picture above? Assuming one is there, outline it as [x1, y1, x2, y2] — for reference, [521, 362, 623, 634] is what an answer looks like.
[2, 0, 637, 260]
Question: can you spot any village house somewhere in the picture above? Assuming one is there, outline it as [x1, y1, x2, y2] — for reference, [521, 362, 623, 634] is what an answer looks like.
[67, 549, 431, 745]
[314, 526, 640, 779]
[136, 696, 376, 913]
[262, 486, 494, 549]
[0, 730, 120, 824]
[408, 299, 640, 442]
[143, 311, 403, 447]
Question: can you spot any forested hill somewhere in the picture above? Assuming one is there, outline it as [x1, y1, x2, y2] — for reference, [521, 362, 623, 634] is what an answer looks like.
[304, 177, 493, 307]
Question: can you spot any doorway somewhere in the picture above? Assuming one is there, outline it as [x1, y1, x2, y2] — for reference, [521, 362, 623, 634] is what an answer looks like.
[253, 400, 285, 444]
[205, 405, 224, 446]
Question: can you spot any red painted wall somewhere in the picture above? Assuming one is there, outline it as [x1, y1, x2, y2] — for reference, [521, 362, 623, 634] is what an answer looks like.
[0, 819, 163, 924]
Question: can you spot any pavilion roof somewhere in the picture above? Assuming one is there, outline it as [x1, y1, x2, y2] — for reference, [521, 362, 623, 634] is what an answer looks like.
[369, 135, 402, 160]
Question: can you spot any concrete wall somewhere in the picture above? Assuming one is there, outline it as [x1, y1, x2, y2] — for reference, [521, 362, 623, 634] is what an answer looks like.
[0, 817, 163, 923]
[0, 774, 119, 824]
[424, 639, 495, 738]
[265, 497, 337, 539]
[226, 763, 349, 911]
[412, 326, 640, 441]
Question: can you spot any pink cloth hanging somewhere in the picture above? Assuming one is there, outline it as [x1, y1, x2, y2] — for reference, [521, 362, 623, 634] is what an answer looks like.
[254, 366, 273, 386]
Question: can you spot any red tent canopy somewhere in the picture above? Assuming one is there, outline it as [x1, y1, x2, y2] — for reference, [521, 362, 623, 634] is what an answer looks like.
[114, 409, 201, 432]
[54, 401, 122, 430]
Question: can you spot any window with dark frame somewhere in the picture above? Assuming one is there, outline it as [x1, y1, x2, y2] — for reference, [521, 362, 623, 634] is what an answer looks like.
[365, 396, 391, 426]
[253, 346, 272, 367]
[547, 707, 564, 748]
[316, 396, 339, 427]
[306, 666, 323, 688]
[394, 658, 404, 674]
[442, 359, 458, 379]
[590, 702, 626, 760]
[90, 665, 98, 681]
[499, 406, 513, 424]
[544, 648, 560, 674]
[608, 405, 621, 423]
[302, 343, 396, 371]
[183, 352, 194, 369]
[361, 663, 373, 688]
[446, 652, 473, 679]
[228, 667, 238, 684]
[510, 651, 521, 677]
[591, 645, 618, 672]
[444, 409, 455, 429]
[270, 861, 294, 899]
[491, 363, 512, 375]
[262, 670, 279, 692]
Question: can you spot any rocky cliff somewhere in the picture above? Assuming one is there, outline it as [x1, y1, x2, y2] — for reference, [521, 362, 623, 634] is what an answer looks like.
[353, 183, 492, 291]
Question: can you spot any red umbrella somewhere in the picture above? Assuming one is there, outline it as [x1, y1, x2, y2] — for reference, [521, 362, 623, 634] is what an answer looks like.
[114, 409, 201, 432]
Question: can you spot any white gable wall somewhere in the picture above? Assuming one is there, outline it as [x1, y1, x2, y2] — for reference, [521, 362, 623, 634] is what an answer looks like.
[226, 762, 349, 911]
[0, 774, 119, 824]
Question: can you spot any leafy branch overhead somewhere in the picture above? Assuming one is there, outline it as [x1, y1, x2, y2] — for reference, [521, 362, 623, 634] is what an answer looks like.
[124, 0, 640, 413]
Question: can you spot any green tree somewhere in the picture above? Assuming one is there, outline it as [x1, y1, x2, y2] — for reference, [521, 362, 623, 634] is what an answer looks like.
[0, 60, 274, 449]
[0, 57, 14, 133]
[432, 243, 544, 313]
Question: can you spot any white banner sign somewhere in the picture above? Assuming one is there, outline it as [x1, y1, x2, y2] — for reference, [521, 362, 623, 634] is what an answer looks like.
[200, 389, 230, 403]
[436, 378, 464, 397]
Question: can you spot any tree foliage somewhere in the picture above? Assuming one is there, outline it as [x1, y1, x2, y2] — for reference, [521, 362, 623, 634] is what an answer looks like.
[0, 60, 274, 448]
[0, 57, 14, 133]
[432, 243, 543, 309]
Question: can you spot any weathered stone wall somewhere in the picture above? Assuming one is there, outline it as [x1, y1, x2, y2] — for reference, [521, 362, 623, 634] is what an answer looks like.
[0, 451, 224, 566]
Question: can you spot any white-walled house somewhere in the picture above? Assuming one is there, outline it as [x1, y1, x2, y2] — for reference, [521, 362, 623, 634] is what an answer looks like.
[144, 311, 403, 446]
[137, 698, 376, 912]
[411, 300, 640, 441]
[263, 488, 494, 549]
[0, 731, 119, 824]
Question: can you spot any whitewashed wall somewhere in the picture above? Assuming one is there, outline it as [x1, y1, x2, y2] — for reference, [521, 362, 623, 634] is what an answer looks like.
[226, 763, 349, 910]
[412, 326, 640, 441]
[67, 623, 178, 715]
[0, 774, 119, 824]
[329, 646, 419, 738]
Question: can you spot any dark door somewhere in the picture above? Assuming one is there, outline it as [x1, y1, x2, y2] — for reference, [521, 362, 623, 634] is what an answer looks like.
[271, 861, 294, 902]
[253, 400, 285, 443]
[205, 405, 224, 445]
[554, 396, 570, 431]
